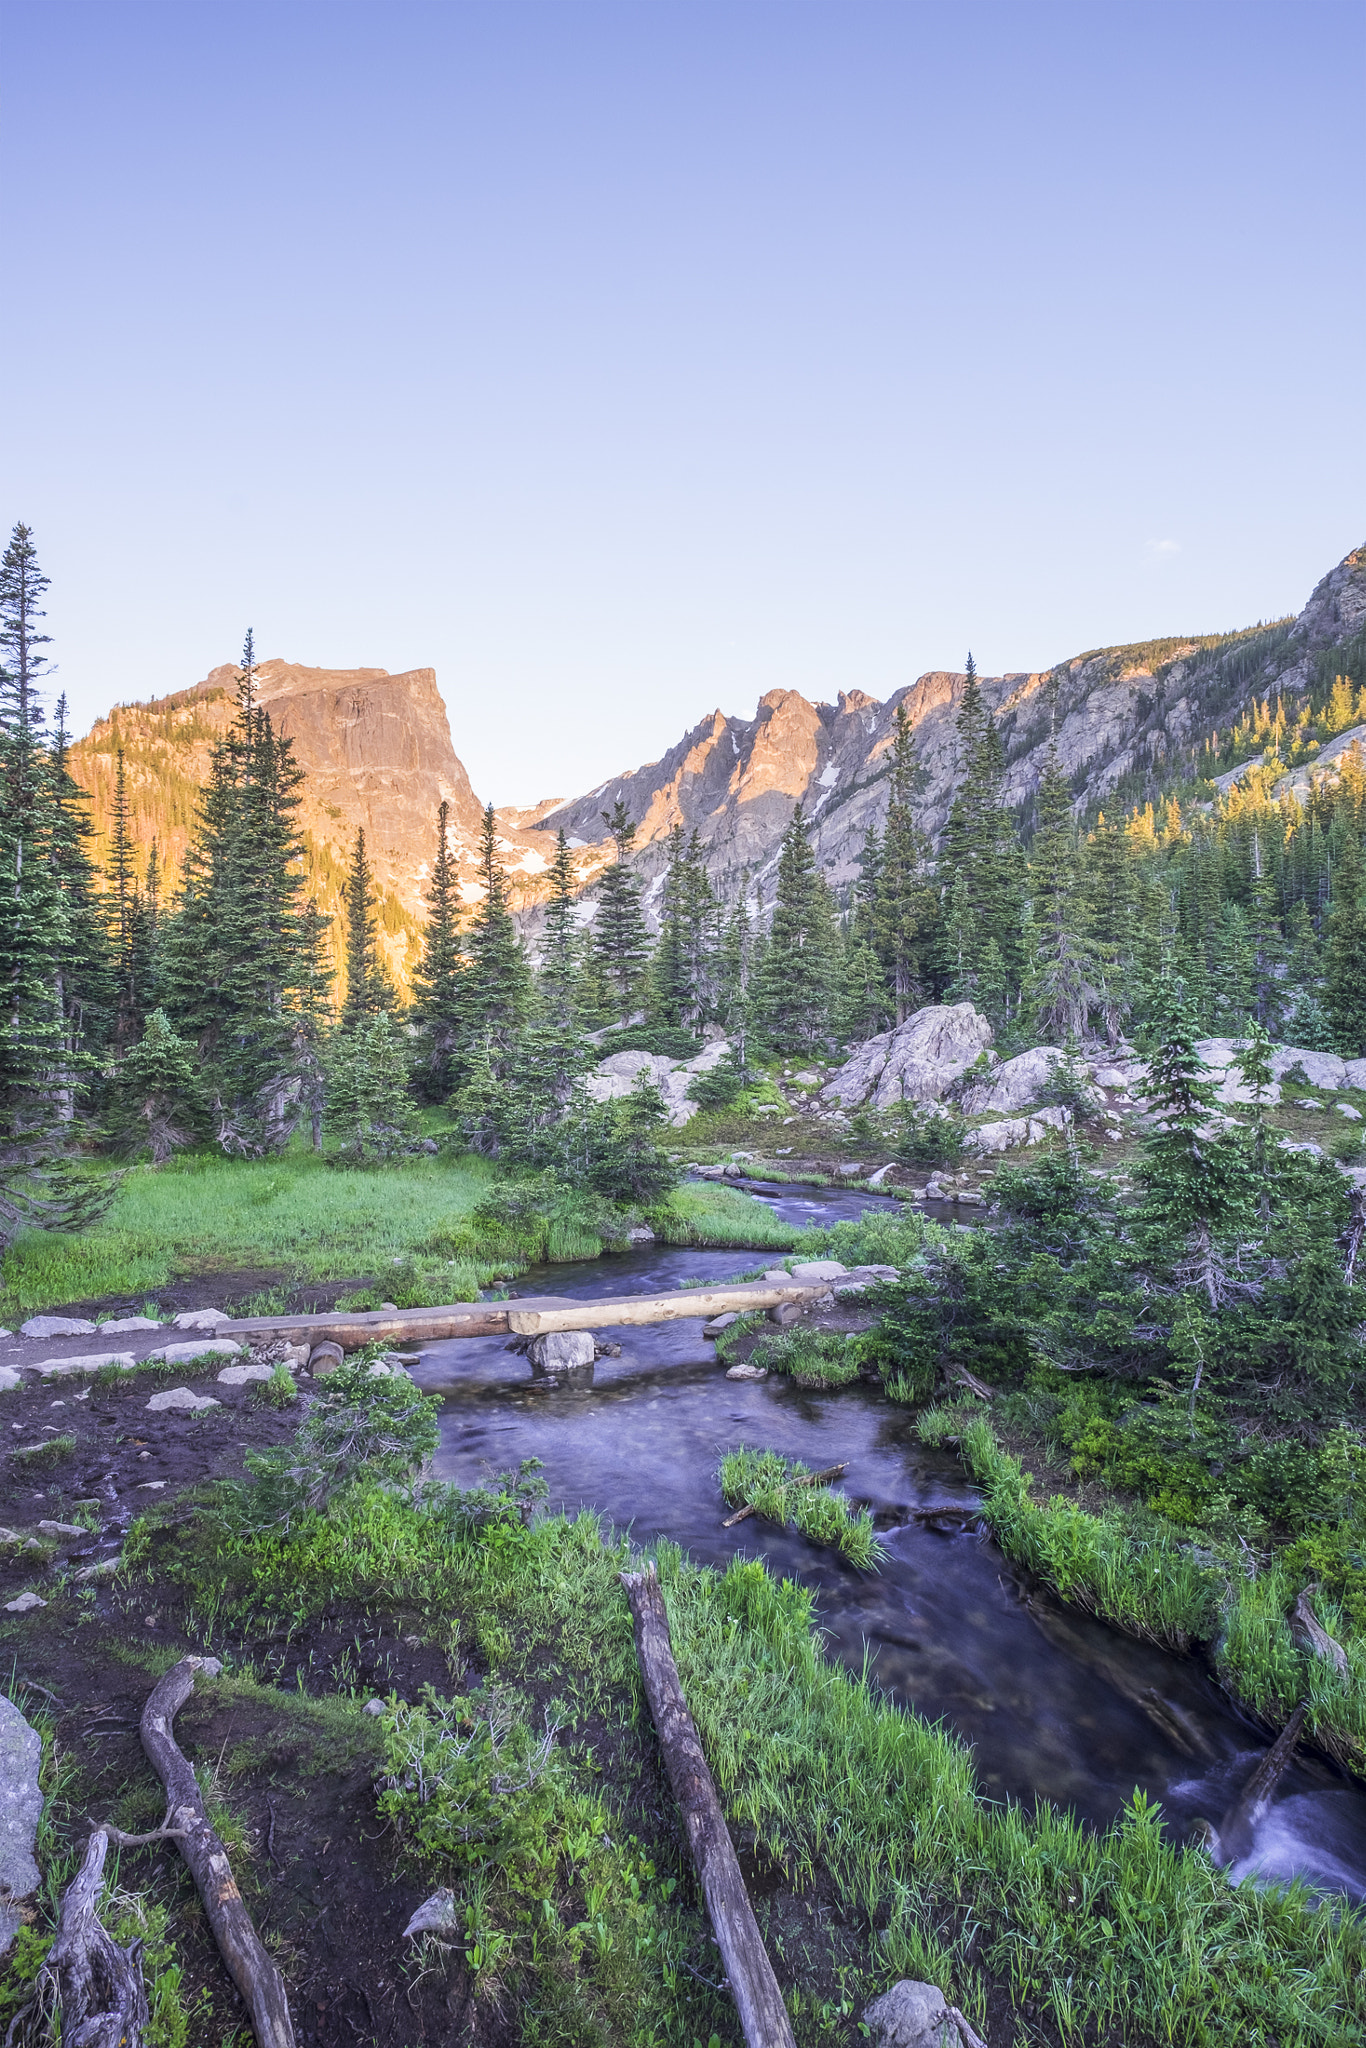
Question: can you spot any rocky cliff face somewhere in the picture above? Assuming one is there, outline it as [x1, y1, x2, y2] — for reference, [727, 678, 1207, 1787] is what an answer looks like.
[70, 544, 1366, 973]
[538, 542, 1366, 916]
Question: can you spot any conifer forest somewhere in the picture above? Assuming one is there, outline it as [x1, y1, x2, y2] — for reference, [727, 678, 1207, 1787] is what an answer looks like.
[6, 520, 1366, 2048]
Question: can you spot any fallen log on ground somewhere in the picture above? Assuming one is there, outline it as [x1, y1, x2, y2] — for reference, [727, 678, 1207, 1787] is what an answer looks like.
[621, 1564, 796, 2048]
[138, 1655, 296, 2048]
[1215, 1701, 1307, 1862]
[1291, 1586, 1348, 1673]
[16, 1828, 149, 2048]
[722, 1463, 848, 1527]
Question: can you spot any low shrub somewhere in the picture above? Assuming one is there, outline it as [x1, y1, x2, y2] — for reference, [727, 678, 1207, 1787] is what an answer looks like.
[894, 1101, 968, 1167]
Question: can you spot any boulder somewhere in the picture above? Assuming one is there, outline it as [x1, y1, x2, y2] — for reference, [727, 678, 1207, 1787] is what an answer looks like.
[216, 1361, 277, 1385]
[1338, 1103, 1363, 1121]
[1296, 1097, 1325, 1110]
[822, 1004, 995, 1110]
[20, 1316, 96, 1339]
[960, 1045, 1102, 1116]
[403, 1888, 459, 1938]
[309, 1341, 344, 1374]
[35, 1520, 85, 1540]
[145, 1386, 221, 1412]
[0, 1696, 42, 1956]
[0, 1369, 19, 1393]
[171, 1308, 233, 1332]
[97, 1315, 163, 1334]
[725, 1361, 768, 1380]
[148, 1339, 241, 1365]
[861, 1978, 952, 2048]
[702, 1313, 739, 1338]
[789, 1261, 849, 1282]
[3, 1594, 46, 1614]
[966, 1106, 1071, 1155]
[585, 1041, 732, 1128]
[526, 1330, 596, 1384]
[32, 1351, 137, 1378]
[1270, 1046, 1347, 1091]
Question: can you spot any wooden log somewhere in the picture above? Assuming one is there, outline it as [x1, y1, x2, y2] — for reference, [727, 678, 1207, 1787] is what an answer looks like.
[721, 1464, 849, 1528]
[621, 1565, 795, 2048]
[1215, 1702, 1307, 1862]
[1292, 1586, 1348, 1673]
[505, 1282, 826, 1337]
[34, 1828, 150, 2048]
[138, 1655, 296, 2048]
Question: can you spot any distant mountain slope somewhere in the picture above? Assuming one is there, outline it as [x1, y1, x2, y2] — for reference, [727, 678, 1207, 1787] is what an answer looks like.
[69, 546, 1366, 972]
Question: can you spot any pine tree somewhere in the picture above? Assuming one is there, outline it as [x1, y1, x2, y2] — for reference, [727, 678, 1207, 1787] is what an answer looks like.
[592, 802, 651, 1020]
[871, 704, 936, 1021]
[1136, 990, 1254, 1308]
[341, 827, 396, 1027]
[108, 748, 139, 1048]
[752, 807, 840, 1052]
[539, 829, 586, 1033]
[465, 802, 530, 1061]
[653, 827, 716, 1034]
[114, 1008, 207, 1162]
[48, 694, 114, 1070]
[1027, 739, 1100, 1042]
[715, 891, 755, 1067]
[410, 801, 465, 1098]
[325, 1012, 421, 1165]
[1324, 827, 1366, 1055]
[940, 653, 1024, 1019]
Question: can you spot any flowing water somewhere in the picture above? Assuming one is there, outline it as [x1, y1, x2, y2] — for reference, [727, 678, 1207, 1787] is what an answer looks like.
[413, 1183, 1366, 1901]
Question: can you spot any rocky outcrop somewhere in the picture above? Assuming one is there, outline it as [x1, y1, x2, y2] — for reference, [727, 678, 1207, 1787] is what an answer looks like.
[821, 1004, 995, 1109]
[584, 1041, 732, 1126]
[966, 1105, 1072, 1154]
[959, 1046, 1101, 1116]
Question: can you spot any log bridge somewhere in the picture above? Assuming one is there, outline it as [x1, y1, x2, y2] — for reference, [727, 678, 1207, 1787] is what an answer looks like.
[213, 1277, 830, 1353]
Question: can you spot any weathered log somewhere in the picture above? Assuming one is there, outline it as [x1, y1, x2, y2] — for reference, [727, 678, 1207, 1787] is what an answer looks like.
[36, 1828, 149, 2048]
[621, 1565, 796, 2048]
[138, 1656, 295, 2048]
[1292, 1586, 1349, 1674]
[951, 1365, 996, 1402]
[721, 1464, 849, 1528]
[1215, 1702, 1307, 1862]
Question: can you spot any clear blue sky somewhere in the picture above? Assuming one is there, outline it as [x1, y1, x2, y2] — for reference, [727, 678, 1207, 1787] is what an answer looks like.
[6, 1, 1362, 803]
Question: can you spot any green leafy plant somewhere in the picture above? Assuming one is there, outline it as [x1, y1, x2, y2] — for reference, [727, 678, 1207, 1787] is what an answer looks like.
[719, 1447, 883, 1567]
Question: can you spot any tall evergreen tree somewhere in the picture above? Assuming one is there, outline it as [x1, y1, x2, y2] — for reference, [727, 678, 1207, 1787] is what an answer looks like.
[410, 800, 465, 1097]
[1027, 739, 1100, 1042]
[538, 828, 586, 1033]
[653, 826, 716, 1034]
[752, 807, 840, 1052]
[340, 827, 396, 1028]
[941, 653, 1024, 1018]
[871, 703, 936, 1021]
[592, 801, 651, 1019]
[1325, 827, 1366, 1055]
[465, 802, 530, 1061]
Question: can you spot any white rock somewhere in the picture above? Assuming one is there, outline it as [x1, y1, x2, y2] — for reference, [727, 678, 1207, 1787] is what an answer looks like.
[966, 1105, 1071, 1154]
[725, 1361, 768, 1380]
[822, 1003, 995, 1110]
[171, 1308, 233, 1332]
[961, 1045, 1101, 1116]
[136, 1480, 167, 1490]
[526, 1331, 596, 1377]
[1279, 1137, 1325, 1157]
[1347, 1059, 1366, 1090]
[850, 1265, 899, 1281]
[866, 1163, 896, 1187]
[0, 1369, 19, 1393]
[1337, 1103, 1363, 1121]
[148, 1339, 242, 1365]
[362, 1698, 387, 1717]
[403, 1887, 459, 1938]
[3, 1593, 46, 1614]
[1296, 1097, 1325, 1110]
[36, 1521, 85, 1539]
[31, 1352, 137, 1378]
[789, 1261, 849, 1282]
[1270, 1046, 1347, 1091]
[97, 1316, 163, 1334]
[0, 1695, 43, 1954]
[145, 1387, 221, 1412]
[861, 1979, 951, 2048]
[216, 1362, 276, 1385]
[702, 1313, 739, 1337]
[20, 1316, 96, 1339]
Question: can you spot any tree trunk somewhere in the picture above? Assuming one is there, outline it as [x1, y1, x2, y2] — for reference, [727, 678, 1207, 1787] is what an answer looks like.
[37, 1828, 149, 2048]
[138, 1656, 296, 2047]
[621, 1565, 796, 2048]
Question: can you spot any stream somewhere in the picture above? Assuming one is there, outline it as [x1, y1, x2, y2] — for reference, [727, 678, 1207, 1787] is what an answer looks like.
[414, 1183, 1366, 1902]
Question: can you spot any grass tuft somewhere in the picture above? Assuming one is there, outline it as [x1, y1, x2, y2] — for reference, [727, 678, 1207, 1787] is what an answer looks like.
[720, 1446, 884, 1567]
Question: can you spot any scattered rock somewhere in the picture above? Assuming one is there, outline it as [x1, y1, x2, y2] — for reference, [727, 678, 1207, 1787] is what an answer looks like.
[1296, 1097, 1325, 1110]
[627, 1225, 656, 1244]
[145, 1387, 221, 1413]
[378, 1302, 399, 1312]
[960, 1044, 1094, 1115]
[137, 1480, 167, 1490]
[97, 1315, 163, 1333]
[1337, 1103, 1363, 1121]
[1279, 1137, 1325, 1157]
[403, 1888, 459, 1938]
[789, 1261, 849, 1282]
[0, 1369, 21, 1393]
[526, 1331, 596, 1384]
[36, 1520, 85, 1540]
[20, 1316, 96, 1339]
[309, 1341, 345, 1375]
[767, 1302, 802, 1326]
[171, 1308, 233, 1331]
[31, 1351, 137, 1379]
[849, 1264, 899, 1282]
[148, 1339, 242, 1365]
[216, 1362, 277, 1385]
[0, 1695, 43, 1956]
[702, 1313, 739, 1338]
[3, 1593, 46, 1615]
[966, 1106, 1071, 1155]
[725, 1361, 768, 1381]
[822, 1003, 994, 1110]
[362, 1698, 387, 1717]
[861, 1978, 951, 2048]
